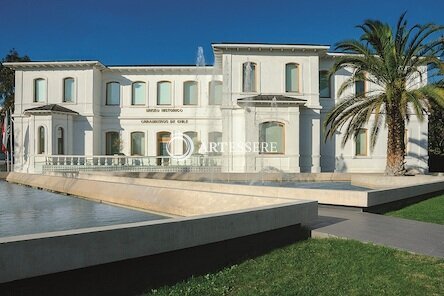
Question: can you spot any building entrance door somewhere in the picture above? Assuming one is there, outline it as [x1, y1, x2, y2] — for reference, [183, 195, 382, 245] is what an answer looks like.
[157, 132, 171, 165]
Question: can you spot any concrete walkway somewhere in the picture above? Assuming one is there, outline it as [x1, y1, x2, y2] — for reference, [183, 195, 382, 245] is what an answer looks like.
[310, 206, 444, 258]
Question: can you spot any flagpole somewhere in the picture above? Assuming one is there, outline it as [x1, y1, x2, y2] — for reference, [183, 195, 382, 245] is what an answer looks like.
[9, 108, 13, 172]
[5, 109, 9, 172]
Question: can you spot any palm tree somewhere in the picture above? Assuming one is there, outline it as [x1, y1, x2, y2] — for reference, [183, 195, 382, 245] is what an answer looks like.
[324, 13, 444, 176]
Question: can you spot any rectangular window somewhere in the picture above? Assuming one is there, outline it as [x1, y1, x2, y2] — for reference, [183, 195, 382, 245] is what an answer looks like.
[355, 80, 365, 97]
[131, 132, 145, 155]
[106, 132, 120, 155]
[355, 129, 368, 156]
[259, 122, 284, 154]
[243, 62, 256, 92]
[106, 82, 120, 105]
[157, 132, 171, 166]
[57, 128, 64, 155]
[285, 64, 299, 93]
[34, 79, 46, 102]
[132, 82, 146, 105]
[184, 81, 198, 105]
[38, 126, 45, 154]
[209, 81, 222, 105]
[319, 71, 331, 98]
[157, 82, 171, 105]
[64, 78, 75, 102]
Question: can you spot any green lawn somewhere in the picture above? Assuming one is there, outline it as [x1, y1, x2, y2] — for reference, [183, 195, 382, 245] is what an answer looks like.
[385, 194, 444, 224]
[146, 238, 444, 296]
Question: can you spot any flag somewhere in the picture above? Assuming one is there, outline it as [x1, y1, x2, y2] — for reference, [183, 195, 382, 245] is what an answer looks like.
[1, 110, 9, 153]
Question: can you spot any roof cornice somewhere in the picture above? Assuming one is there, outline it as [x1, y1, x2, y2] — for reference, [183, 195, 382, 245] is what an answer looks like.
[2, 61, 106, 70]
[212, 43, 330, 51]
[325, 52, 364, 57]
[106, 65, 217, 74]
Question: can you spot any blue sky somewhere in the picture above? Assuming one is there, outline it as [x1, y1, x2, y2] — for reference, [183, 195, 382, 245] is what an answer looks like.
[1, 0, 443, 65]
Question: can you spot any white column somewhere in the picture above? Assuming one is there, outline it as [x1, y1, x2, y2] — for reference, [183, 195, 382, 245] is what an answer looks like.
[29, 116, 36, 173]
[287, 107, 300, 173]
[47, 115, 53, 155]
[311, 110, 321, 173]
[417, 115, 429, 173]
[230, 109, 246, 172]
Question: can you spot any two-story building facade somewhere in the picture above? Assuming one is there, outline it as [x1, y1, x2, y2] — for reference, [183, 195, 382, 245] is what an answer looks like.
[4, 42, 429, 173]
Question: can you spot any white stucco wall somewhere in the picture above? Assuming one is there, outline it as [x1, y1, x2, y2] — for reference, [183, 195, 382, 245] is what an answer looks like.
[7, 44, 429, 173]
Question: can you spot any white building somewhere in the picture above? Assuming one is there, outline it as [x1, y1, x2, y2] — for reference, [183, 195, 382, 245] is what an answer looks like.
[5, 42, 429, 173]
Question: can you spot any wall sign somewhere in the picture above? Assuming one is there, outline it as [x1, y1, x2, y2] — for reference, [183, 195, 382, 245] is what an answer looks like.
[141, 119, 189, 124]
[146, 108, 183, 113]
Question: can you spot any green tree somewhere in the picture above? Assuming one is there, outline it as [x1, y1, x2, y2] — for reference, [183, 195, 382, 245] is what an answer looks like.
[429, 102, 444, 156]
[324, 13, 444, 175]
[0, 49, 30, 114]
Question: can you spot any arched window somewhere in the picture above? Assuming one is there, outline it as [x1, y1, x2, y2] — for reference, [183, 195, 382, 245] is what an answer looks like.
[34, 78, 46, 102]
[285, 63, 299, 93]
[157, 81, 172, 105]
[259, 122, 284, 154]
[208, 131, 222, 155]
[355, 80, 366, 97]
[131, 132, 145, 156]
[132, 82, 146, 105]
[63, 78, 75, 102]
[57, 127, 64, 155]
[183, 81, 198, 105]
[106, 82, 120, 105]
[242, 62, 257, 92]
[209, 81, 222, 105]
[355, 129, 368, 156]
[105, 132, 120, 155]
[319, 71, 331, 98]
[183, 131, 198, 154]
[37, 126, 45, 154]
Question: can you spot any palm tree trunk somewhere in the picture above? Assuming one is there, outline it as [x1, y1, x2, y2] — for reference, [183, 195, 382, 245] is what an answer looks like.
[385, 106, 406, 176]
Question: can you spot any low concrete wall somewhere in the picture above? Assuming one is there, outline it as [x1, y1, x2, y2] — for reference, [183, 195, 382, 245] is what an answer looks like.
[366, 181, 444, 207]
[351, 174, 444, 189]
[1, 225, 307, 295]
[0, 201, 316, 284]
[6, 172, 309, 217]
[101, 171, 354, 182]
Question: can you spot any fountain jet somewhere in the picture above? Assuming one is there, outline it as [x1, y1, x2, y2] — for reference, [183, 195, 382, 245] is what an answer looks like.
[196, 46, 206, 67]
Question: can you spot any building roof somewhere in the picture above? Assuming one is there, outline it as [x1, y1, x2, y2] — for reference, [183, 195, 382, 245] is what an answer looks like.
[237, 95, 306, 106]
[24, 104, 79, 115]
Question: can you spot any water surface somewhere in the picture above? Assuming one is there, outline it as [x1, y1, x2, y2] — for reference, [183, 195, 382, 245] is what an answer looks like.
[0, 181, 167, 238]
[221, 180, 369, 191]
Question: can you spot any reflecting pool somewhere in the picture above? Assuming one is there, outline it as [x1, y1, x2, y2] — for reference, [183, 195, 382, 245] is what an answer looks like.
[0, 181, 167, 238]
[223, 181, 370, 191]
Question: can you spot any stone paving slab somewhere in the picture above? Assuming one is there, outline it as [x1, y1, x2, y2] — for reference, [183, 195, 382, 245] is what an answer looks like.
[310, 206, 444, 258]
